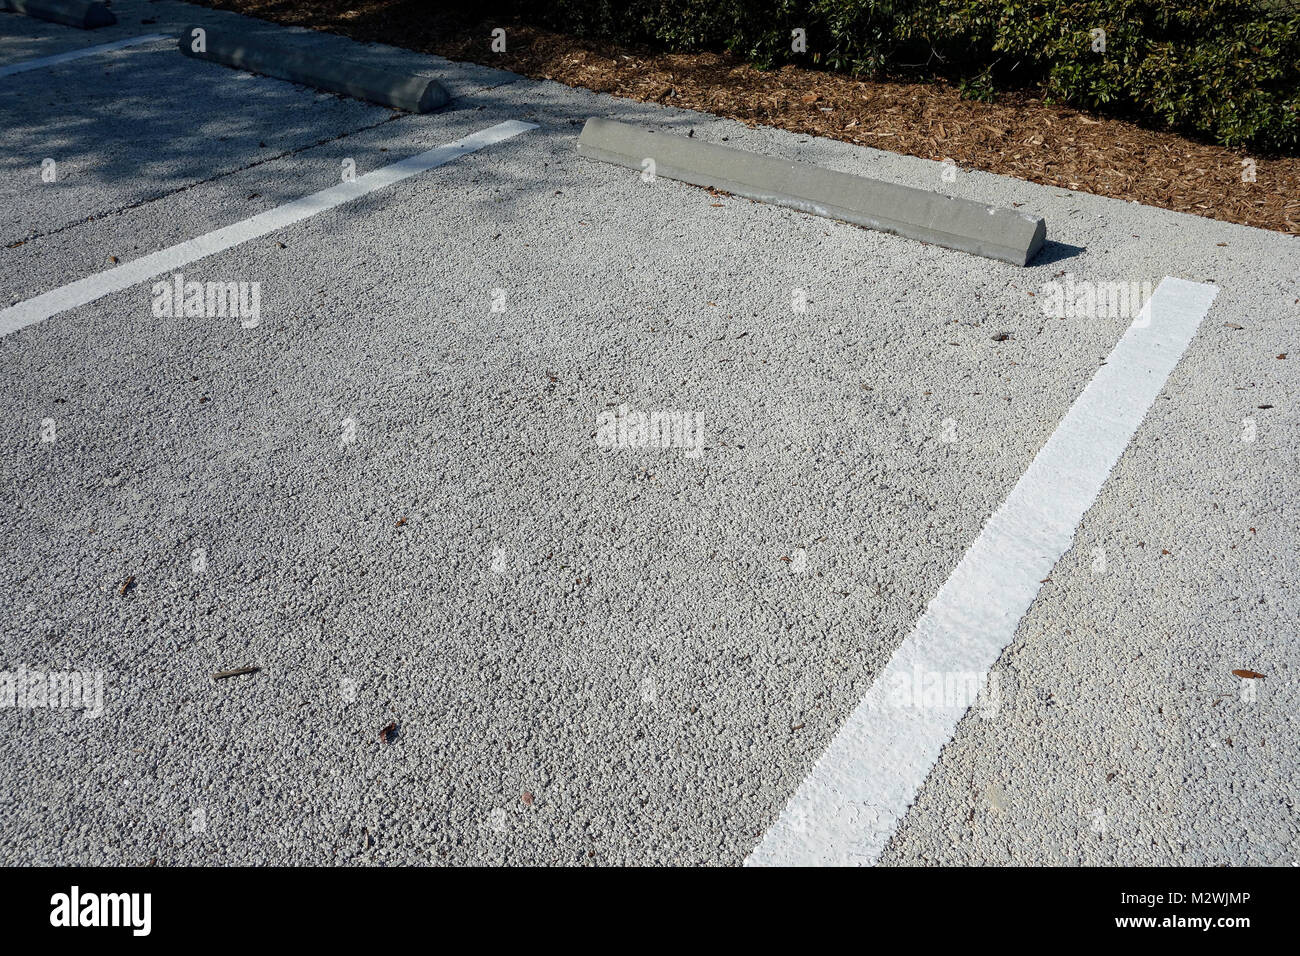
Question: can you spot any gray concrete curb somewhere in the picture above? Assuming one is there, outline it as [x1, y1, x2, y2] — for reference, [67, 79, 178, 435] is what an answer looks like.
[1, 0, 116, 29]
[577, 118, 1047, 266]
[177, 24, 450, 113]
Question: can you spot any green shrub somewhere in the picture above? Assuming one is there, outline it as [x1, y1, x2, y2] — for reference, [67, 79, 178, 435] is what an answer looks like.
[893, 1, 1300, 151]
[520, 0, 1300, 151]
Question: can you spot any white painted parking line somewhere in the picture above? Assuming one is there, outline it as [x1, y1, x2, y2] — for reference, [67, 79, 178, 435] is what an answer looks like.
[0, 34, 169, 78]
[0, 119, 538, 338]
[746, 276, 1219, 867]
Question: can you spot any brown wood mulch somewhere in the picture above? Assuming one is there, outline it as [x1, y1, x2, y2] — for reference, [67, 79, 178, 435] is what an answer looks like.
[193, 0, 1300, 235]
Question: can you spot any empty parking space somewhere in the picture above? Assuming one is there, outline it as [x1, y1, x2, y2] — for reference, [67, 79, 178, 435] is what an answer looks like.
[0, 40, 398, 247]
[1, 0, 519, 254]
[1, 9, 1296, 868]
[0, 3, 114, 63]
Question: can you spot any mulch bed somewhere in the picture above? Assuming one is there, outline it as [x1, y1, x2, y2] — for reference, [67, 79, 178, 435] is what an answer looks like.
[193, 0, 1300, 235]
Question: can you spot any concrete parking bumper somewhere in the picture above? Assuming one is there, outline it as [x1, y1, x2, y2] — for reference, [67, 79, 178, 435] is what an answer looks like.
[1, 0, 115, 29]
[177, 24, 450, 113]
[577, 117, 1047, 265]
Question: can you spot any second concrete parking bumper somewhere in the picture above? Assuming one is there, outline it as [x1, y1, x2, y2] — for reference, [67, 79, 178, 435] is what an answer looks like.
[178, 24, 450, 113]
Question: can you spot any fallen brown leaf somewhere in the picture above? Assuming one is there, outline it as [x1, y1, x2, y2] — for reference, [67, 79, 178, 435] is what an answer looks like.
[213, 666, 259, 680]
